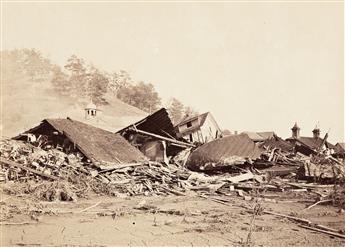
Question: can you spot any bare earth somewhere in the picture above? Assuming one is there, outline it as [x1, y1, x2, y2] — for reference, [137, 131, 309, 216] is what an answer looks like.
[1, 191, 345, 247]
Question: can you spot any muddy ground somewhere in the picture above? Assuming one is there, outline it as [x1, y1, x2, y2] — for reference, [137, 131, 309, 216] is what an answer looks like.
[1, 189, 345, 247]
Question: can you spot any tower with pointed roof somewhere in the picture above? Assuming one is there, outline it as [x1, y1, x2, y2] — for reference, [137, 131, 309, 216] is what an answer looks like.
[291, 122, 300, 139]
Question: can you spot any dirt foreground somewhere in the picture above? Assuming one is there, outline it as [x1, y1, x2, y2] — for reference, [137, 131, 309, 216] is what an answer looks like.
[1, 190, 345, 247]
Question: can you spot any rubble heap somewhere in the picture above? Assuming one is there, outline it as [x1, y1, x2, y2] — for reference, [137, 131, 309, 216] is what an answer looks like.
[1, 136, 344, 205]
[0, 139, 193, 199]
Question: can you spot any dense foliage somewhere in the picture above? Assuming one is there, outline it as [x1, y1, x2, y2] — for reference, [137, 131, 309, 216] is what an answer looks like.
[2, 48, 195, 114]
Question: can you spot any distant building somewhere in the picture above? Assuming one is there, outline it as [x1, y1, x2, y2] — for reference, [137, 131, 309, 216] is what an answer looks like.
[242, 131, 275, 142]
[174, 112, 222, 144]
[286, 123, 335, 156]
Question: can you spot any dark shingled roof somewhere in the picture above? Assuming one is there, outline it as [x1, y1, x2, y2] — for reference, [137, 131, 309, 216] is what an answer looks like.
[117, 108, 176, 138]
[286, 136, 335, 151]
[16, 118, 147, 168]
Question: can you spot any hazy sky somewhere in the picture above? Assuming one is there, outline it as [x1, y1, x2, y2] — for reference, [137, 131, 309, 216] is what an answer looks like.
[2, 2, 344, 142]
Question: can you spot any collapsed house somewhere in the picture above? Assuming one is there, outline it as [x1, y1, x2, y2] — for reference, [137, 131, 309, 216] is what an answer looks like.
[286, 123, 335, 156]
[13, 118, 147, 169]
[174, 112, 222, 144]
[117, 108, 194, 162]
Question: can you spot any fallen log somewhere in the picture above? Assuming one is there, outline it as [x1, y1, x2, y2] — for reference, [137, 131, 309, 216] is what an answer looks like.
[298, 225, 345, 239]
[305, 199, 332, 210]
[0, 157, 59, 181]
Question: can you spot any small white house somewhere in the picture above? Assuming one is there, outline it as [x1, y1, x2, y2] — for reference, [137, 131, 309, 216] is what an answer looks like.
[174, 112, 222, 144]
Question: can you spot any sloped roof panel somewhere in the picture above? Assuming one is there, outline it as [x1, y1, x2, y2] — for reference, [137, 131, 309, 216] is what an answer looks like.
[186, 134, 262, 170]
[19, 118, 147, 168]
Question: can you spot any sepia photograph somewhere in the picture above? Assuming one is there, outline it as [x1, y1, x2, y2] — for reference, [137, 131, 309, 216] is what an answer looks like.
[0, 1, 344, 246]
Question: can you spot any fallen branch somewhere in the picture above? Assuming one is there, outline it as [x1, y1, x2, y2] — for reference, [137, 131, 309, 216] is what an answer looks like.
[298, 225, 345, 239]
[305, 199, 332, 210]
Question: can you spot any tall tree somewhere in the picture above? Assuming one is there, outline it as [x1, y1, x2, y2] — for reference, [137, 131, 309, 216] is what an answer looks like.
[22, 48, 52, 81]
[86, 67, 109, 105]
[117, 81, 161, 113]
[107, 70, 133, 95]
[51, 65, 70, 96]
[184, 106, 199, 118]
[167, 98, 185, 124]
[64, 55, 88, 98]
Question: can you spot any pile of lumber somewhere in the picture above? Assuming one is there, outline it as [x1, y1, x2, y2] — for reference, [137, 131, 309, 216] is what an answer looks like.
[0, 139, 193, 198]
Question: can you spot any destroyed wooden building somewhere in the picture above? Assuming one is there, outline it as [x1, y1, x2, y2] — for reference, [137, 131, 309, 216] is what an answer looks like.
[13, 118, 147, 169]
[286, 123, 335, 156]
[174, 112, 222, 144]
[117, 108, 194, 162]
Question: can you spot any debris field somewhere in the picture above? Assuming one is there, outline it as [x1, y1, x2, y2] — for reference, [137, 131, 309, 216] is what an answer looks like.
[1, 108, 345, 246]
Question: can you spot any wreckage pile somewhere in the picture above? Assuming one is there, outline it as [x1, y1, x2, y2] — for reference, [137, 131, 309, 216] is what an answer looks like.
[0, 139, 195, 200]
[1, 137, 345, 204]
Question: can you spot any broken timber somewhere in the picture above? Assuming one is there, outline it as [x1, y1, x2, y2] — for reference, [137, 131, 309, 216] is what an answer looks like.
[129, 127, 195, 148]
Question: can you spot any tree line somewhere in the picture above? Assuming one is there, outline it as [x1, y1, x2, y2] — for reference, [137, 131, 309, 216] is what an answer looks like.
[2, 48, 198, 124]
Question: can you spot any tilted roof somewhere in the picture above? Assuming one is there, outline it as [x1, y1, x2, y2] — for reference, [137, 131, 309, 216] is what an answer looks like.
[15, 118, 147, 168]
[117, 108, 176, 138]
[186, 134, 262, 170]
[175, 112, 222, 138]
[286, 136, 335, 150]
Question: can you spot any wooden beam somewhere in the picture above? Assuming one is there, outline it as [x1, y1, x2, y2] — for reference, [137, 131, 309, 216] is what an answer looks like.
[130, 128, 195, 148]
